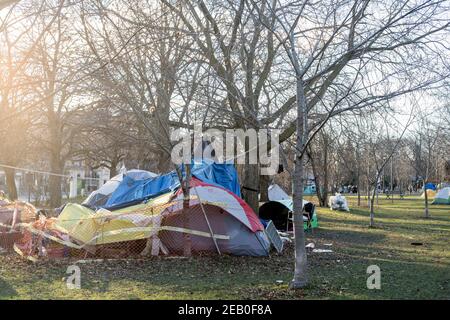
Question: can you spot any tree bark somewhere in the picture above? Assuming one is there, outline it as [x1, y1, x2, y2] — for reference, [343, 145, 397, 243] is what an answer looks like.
[290, 74, 308, 289]
[242, 163, 260, 214]
[357, 167, 361, 207]
[259, 174, 269, 202]
[49, 156, 63, 208]
[109, 157, 118, 178]
[370, 186, 376, 227]
[356, 147, 361, 206]
[424, 182, 429, 218]
[4, 167, 18, 200]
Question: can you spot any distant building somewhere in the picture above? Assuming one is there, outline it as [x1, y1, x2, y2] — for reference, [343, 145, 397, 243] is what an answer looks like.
[0, 162, 110, 201]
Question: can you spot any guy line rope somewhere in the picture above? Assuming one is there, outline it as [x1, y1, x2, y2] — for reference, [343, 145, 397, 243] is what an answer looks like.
[0, 163, 103, 181]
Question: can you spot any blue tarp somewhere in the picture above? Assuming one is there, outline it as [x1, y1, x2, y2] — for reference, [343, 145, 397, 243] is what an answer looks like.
[424, 183, 437, 191]
[104, 160, 241, 208]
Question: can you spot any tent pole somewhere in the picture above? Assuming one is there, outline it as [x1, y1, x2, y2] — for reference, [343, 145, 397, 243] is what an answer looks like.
[192, 186, 221, 255]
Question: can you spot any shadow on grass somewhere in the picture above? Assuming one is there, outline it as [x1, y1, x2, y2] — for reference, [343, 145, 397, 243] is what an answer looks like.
[0, 277, 18, 298]
[306, 243, 450, 299]
[309, 228, 386, 246]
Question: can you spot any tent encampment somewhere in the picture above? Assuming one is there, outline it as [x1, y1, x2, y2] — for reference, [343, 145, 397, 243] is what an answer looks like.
[268, 184, 290, 201]
[303, 185, 316, 195]
[13, 160, 271, 259]
[259, 198, 318, 231]
[159, 178, 270, 256]
[83, 169, 158, 208]
[424, 183, 437, 191]
[421, 189, 436, 199]
[43, 177, 270, 257]
[103, 160, 241, 209]
[432, 187, 450, 204]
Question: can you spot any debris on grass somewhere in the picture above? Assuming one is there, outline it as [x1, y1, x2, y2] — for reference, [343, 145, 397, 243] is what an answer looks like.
[312, 249, 333, 253]
[76, 259, 105, 264]
[305, 242, 315, 249]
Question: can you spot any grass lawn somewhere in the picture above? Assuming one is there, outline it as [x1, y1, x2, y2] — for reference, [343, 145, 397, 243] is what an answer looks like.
[0, 196, 449, 299]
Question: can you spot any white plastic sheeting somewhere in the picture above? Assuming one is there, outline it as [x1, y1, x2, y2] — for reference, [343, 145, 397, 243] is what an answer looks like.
[268, 184, 290, 201]
[328, 193, 350, 211]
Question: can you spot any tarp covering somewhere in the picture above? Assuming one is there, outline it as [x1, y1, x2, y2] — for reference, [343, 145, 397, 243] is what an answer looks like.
[83, 169, 158, 208]
[55, 193, 173, 245]
[43, 178, 267, 257]
[268, 184, 290, 201]
[104, 160, 241, 208]
[424, 183, 437, 191]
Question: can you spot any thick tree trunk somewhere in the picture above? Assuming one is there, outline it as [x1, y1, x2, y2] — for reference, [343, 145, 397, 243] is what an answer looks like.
[259, 174, 269, 202]
[109, 157, 118, 178]
[49, 175, 62, 208]
[49, 156, 63, 208]
[157, 149, 171, 173]
[291, 154, 308, 288]
[4, 167, 18, 200]
[242, 163, 260, 214]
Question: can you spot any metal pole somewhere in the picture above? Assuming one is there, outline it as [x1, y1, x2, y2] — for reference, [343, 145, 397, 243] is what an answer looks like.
[192, 185, 221, 255]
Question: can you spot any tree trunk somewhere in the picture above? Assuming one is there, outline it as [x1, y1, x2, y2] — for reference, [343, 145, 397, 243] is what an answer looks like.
[314, 172, 323, 206]
[242, 163, 260, 214]
[157, 149, 171, 173]
[312, 163, 327, 207]
[49, 157, 63, 208]
[290, 73, 308, 289]
[369, 191, 375, 227]
[259, 174, 269, 202]
[4, 167, 18, 200]
[357, 177, 361, 206]
[109, 157, 118, 178]
[366, 179, 371, 208]
[320, 139, 329, 207]
[369, 178, 379, 227]
[357, 161, 361, 207]
[424, 182, 429, 218]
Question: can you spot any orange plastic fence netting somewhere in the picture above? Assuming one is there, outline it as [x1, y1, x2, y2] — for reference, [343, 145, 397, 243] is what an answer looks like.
[5, 196, 234, 261]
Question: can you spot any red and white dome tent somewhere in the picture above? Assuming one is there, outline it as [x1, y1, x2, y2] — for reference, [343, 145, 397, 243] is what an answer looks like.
[158, 178, 270, 256]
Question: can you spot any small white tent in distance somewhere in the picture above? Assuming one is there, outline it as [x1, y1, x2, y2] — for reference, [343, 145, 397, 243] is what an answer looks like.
[268, 184, 290, 201]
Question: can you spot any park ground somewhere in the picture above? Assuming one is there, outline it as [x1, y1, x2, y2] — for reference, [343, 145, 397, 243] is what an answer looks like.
[0, 196, 449, 299]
